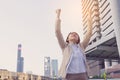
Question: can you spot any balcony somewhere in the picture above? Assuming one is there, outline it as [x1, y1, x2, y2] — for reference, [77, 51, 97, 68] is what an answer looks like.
[85, 31, 119, 60]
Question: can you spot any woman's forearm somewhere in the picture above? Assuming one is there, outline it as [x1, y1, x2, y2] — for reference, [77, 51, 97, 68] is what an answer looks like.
[55, 9, 66, 50]
[55, 18, 61, 32]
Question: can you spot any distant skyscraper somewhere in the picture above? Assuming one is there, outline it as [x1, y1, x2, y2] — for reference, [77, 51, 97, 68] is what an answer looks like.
[17, 44, 24, 72]
[51, 59, 58, 77]
[44, 57, 51, 77]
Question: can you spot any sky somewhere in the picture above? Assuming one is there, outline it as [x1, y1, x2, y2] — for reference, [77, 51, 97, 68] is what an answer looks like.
[0, 0, 83, 75]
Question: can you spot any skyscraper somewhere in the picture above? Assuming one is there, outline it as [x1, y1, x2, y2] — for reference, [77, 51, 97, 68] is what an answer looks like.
[44, 57, 51, 77]
[51, 59, 58, 77]
[16, 44, 24, 72]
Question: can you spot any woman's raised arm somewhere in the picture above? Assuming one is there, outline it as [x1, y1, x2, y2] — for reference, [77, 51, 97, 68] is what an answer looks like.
[55, 9, 66, 50]
[81, 9, 92, 50]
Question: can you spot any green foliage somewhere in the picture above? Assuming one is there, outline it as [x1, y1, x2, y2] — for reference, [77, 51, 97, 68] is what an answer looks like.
[91, 72, 107, 79]
[92, 75, 104, 79]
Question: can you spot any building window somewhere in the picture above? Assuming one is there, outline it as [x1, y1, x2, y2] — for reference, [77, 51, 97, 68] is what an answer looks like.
[100, 0, 107, 8]
[101, 9, 111, 20]
[102, 16, 112, 26]
[101, 3, 110, 14]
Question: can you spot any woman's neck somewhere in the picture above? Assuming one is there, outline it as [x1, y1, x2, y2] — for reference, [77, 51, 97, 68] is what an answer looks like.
[69, 41, 77, 45]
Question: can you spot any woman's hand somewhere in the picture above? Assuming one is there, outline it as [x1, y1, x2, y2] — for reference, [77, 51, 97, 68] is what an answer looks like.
[56, 9, 61, 18]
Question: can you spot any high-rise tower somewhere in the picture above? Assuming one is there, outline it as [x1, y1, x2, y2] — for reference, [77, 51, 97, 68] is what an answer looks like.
[44, 57, 51, 77]
[51, 59, 58, 77]
[16, 44, 24, 72]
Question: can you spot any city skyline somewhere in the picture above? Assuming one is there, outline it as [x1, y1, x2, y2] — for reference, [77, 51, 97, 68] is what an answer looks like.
[0, 0, 83, 75]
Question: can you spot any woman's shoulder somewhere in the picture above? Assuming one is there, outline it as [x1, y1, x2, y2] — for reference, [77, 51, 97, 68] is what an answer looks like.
[79, 43, 85, 51]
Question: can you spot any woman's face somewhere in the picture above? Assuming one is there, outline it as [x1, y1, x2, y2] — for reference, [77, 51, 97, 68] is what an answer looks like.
[68, 32, 79, 43]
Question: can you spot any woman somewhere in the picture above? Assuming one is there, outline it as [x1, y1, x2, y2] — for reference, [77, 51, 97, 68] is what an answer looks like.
[55, 9, 92, 80]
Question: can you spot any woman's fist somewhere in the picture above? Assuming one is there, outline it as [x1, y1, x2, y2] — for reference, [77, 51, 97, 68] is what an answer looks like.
[56, 9, 61, 18]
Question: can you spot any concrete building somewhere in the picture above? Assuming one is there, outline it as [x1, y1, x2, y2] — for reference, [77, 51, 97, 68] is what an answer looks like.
[106, 64, 120, 78]
[81, 0, 120, 77]
[0, 69, 13, 80]
[17, 44, 24, 72]
[0, 69, 41, 80]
